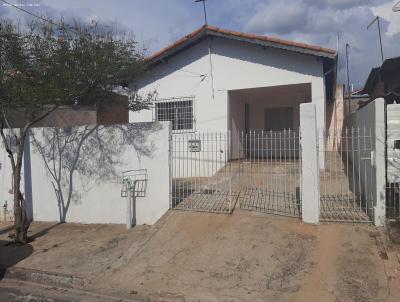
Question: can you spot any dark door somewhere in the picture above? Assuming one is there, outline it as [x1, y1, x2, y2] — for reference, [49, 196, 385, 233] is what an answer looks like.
[244, 103, 250, 157]
[264, 107, 293, 131]
[245, 103, 250, 134]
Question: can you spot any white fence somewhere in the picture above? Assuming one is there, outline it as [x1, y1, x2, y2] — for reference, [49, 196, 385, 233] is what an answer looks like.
[319, 127, 374, 222]
[170, 130, 301, 216]
[0, 122, 171, 226]
[386, 104, 400, 219]
[171, 132, 236, 213]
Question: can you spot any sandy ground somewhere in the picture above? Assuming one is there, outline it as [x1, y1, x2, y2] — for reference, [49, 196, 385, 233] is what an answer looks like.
[1, 210, 400, 302]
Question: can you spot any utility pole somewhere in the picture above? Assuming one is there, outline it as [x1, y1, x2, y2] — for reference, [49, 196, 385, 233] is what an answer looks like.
[345, 43, 351, 115]
[0, 22, 2, 78]
[367, 16, 384, 63]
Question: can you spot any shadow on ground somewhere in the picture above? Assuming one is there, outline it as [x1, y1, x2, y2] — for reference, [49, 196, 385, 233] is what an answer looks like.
[0, 223, 63, 280]
[0, 240, 33, 280]
[28, 223, 62, 241]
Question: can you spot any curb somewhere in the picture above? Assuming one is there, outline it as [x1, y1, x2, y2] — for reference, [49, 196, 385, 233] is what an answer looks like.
[4, 267, 85, 288]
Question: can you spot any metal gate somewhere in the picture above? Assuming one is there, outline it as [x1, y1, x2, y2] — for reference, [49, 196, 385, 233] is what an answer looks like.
[170, 132, 239, 213]
[319, 127, 374, 222]
[170, 130, 302, 217]
[386, 105, 400, 219]
[235, 130, 302, 217]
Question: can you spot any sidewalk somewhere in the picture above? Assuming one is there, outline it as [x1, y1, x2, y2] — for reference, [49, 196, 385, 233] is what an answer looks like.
[1, 211, 400, 302]
[1, 221, 153, 283]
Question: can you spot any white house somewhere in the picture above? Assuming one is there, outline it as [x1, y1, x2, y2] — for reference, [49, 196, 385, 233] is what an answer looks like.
[131, 25, 337, 140]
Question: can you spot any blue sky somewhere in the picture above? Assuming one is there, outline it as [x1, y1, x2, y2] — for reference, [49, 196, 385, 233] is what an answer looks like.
[1, 0, 399, 87]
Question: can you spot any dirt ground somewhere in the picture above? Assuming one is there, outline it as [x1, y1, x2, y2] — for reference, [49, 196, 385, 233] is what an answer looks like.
[1, 211, 400, 302]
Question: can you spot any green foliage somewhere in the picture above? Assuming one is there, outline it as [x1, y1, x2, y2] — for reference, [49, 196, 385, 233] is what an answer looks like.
[0, 18, 153, 243]
[0, 19, 148, 126]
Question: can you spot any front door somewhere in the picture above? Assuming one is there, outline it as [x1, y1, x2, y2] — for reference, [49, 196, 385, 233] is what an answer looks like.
[264, 107, 293, 131]
[245, 103, 250, 134]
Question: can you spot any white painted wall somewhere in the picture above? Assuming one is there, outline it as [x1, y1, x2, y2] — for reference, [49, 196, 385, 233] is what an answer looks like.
[0, 122, 171, 225]
[131, 37, 327, 134]
[0, 131, 16, 222]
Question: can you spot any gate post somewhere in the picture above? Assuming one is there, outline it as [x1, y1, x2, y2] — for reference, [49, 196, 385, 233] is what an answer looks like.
[300, 103, 320, 224]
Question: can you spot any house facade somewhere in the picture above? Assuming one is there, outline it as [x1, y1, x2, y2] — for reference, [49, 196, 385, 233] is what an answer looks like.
[130, 25, 337, 142]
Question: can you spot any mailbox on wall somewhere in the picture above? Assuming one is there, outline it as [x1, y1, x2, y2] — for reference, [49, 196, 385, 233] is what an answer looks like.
[188, 139, 201, 152]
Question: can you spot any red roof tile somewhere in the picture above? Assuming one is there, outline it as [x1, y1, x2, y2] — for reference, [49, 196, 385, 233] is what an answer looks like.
[148, 25, 336, 63]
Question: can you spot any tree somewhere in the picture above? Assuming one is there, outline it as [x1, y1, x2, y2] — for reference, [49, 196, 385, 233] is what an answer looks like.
[0, 19, 154, 243]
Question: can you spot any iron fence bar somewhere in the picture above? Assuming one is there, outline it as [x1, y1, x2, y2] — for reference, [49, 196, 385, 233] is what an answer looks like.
[171, 129, 303, 217]
[362, 126, 368, 216]
[319, 126, 374, 223]
[357, 127, 362, 218]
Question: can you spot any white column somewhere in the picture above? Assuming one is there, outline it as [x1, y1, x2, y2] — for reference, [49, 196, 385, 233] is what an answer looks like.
[300, 103, 320, 224]
[374, 98, 386, 226]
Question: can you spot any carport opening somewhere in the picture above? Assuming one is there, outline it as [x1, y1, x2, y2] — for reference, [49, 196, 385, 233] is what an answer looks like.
[228, 83, 311, 160]
[228, 83, 312, 135]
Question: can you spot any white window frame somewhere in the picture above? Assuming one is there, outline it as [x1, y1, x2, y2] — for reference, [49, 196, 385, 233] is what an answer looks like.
[153, 96, 196, 133]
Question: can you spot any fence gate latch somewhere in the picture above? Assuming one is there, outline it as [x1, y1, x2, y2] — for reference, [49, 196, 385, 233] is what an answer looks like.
[370, 150, 375, 167]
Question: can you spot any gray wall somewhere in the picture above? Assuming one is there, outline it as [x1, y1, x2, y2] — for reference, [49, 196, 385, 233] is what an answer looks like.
[345, 98, 386, 225]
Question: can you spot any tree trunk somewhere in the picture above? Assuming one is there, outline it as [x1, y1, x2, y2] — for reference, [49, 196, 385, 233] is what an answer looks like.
[12, 132, 31, 244]
[13, 188, 30, 244]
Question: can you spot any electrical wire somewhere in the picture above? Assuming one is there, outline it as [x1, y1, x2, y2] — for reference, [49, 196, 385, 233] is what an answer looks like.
[187, 74, 207, 95]
[160, 62, 206, 77]
[1, 0, 212, 84]
[0, 0, 80, 34]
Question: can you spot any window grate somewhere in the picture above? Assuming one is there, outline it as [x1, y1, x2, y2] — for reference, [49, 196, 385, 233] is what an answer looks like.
[154, 96, 195, 133]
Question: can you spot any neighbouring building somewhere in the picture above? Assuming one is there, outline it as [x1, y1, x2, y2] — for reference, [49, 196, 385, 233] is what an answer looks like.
[361, 56, 400, 219]
[4, 90, 129, 128]
[363, 56, 400, 104]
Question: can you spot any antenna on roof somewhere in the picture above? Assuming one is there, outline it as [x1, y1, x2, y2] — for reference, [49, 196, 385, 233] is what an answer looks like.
[345, 43, 351, 115]
[367, 16, 384, 63]
[195, 0, 215, 99]
[393, 1, 400, 12]
[195, 0, 208, 25]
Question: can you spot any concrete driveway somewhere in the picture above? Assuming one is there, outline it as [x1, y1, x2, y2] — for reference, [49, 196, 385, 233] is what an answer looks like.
[1, 211, 399, 302]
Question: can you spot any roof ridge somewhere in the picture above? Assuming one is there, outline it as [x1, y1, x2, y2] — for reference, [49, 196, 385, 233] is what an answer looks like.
[147, 25, 336, 62]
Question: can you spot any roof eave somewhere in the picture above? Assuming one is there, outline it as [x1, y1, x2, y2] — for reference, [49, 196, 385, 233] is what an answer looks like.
[147, 26, 337, 68]
[207, 29, 337, 60]
[146, 25, 207, 67]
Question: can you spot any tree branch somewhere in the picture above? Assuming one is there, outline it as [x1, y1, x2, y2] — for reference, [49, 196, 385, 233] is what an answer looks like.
[26, 105, 59, 129]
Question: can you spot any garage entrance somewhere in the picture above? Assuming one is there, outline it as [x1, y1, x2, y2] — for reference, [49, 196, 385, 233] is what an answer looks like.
[170, 84, 310, 216]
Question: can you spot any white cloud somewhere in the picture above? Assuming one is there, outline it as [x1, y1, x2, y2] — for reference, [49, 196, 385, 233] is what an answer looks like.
[0, 0, 398, 87]
[242, 0, 399, 86]
[372, 0, 400, 37]
[246, 0, 307, 34]
[312, 0, 372, 9]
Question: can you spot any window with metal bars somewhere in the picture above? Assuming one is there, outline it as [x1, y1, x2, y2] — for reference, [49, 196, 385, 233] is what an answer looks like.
[154, 97, 194, 132]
